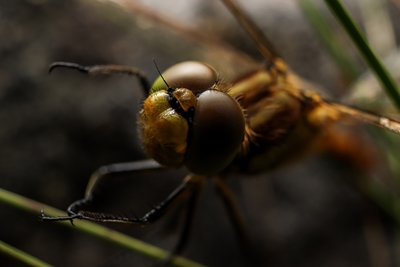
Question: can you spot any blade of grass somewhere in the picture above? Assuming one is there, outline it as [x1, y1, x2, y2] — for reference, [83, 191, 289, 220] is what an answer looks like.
[0, 188, 206, 267]
[0, 240, 53, 267]
[324, 0, 400, 112]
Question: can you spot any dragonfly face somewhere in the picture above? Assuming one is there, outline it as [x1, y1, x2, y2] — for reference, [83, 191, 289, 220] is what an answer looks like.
[140, 61, 246, 175]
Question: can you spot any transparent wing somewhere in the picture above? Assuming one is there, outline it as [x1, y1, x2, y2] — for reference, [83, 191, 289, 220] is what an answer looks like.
[322, 100, 400, 135]
[99, 0, 261, 79]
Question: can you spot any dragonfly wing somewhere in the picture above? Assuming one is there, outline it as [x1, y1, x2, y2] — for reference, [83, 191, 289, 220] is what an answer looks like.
[220, 0, 280, 63]
[103, 0, 261, 79]
[322, 100, 400, 135]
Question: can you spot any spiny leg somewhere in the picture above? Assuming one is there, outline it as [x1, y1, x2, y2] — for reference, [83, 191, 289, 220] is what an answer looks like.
[49, 62, 151, 95]
[40, 160, 198, 225]
[214, 176, 263, 265]
[84, 159, 162, 197]
[67, 159, 164, 217]
[160, 175, 205, 265]
[213, 176, 249, 247]
[172, 175, 205, 256]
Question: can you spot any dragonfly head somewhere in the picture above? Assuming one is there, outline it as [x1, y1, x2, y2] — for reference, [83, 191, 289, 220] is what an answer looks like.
[140, 61, 245, 175]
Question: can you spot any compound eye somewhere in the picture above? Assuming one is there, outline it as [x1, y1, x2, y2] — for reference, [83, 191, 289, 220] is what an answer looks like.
[184, 90, 245, 175]
[151, 61, 218, 94]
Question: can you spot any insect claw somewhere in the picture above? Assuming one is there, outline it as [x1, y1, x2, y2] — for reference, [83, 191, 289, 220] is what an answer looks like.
[48, 63, 57, 74]
[38, 209, 45, 222]
[48, 62, 88, 74]
[49, 62, 69, 74]
[67, 212, 77, 226]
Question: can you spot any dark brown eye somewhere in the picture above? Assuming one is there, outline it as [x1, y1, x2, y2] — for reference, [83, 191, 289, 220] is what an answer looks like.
[184, 90, 245, 175]
[151, 61, 218, 94]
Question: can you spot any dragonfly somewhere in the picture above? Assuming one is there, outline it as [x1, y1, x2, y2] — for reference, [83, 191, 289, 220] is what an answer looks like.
[40, 0, 400, 262]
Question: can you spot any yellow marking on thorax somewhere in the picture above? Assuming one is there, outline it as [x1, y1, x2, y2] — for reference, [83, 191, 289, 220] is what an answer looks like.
[228, 70, 273, 99]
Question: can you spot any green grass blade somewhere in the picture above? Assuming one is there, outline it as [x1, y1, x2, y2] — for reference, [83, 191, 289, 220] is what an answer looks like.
[0, 187, 206, 267]
[324, 0, 400, 111]
[0, 240, 53, 267]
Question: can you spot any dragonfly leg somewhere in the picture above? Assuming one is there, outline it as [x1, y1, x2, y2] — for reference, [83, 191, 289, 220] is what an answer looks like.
[49, 61, 151, 94]
[214, 176, 264, 265]
[39, 160, 198, 225]
[50, 160, 156, 218]
[174, 175, 205, 254]
[67, 159, 164, 217]
[214, 176, 249, 246]
[160, 175, 205, 264]
[83, 159, 162, 198]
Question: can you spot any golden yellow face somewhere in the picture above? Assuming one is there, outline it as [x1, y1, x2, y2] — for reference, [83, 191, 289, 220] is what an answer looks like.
[139, 61, 246, 176]
[140, 89, 190, 168]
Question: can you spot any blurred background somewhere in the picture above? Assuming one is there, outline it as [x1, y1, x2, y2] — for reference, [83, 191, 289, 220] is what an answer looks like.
[1, 0, 400, 266]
